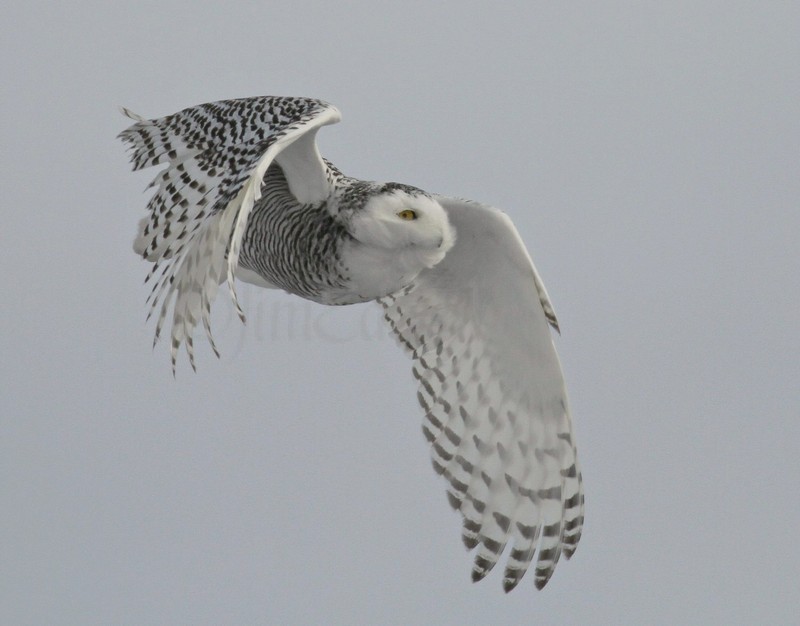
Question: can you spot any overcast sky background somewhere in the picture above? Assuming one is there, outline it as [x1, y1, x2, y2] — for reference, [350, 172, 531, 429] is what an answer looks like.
[2, 2, 798, 624]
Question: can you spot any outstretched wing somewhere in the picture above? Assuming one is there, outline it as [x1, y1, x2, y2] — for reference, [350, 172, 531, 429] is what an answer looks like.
[380, 196, 583, 591]
[118, 96, 341, 370]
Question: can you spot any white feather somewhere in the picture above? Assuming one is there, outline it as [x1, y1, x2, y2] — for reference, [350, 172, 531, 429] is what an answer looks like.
[381, 196, 584, 591]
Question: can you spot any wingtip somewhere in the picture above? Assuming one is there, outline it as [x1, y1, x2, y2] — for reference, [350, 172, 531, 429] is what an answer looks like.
[119, 105, 145, 121]
[471, 568, 488, 584]
[502, 575, 521, 593]
[534, 567, 555, 590]
[470, 555, 495, 583]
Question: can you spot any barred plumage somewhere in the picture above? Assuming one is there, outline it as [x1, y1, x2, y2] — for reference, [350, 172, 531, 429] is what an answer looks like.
[118, 95, 584, 591]
[119, 96, 343, 369]
[237, 164, 350, 301]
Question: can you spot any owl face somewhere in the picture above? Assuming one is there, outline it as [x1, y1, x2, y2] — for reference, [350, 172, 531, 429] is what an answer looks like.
[337, 189, 456, 302]
[349, 189, 455, 265]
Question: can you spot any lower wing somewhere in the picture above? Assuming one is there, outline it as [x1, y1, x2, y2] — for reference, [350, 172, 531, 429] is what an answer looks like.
[380, 196, 584, 591]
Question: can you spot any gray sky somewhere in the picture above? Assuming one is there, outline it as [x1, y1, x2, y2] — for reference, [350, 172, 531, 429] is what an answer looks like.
[2, 1, 799, 624]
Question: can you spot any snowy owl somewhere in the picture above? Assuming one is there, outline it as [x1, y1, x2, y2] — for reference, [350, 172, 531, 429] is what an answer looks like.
[118, 96, 584, 591]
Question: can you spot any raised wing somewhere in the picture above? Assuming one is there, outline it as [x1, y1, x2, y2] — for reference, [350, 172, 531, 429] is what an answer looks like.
[118, 96, 341, 370]
[380, 196, 583, 591]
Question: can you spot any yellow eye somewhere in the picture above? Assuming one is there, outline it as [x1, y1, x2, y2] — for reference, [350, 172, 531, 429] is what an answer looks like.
[397, 209, 418, 220]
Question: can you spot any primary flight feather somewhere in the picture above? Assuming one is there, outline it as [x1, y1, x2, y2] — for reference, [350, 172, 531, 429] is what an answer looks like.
[118, 95, 584, 591]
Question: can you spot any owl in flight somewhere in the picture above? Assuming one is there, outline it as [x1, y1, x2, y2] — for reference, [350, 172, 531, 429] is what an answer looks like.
[118, 96, 584, 591]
